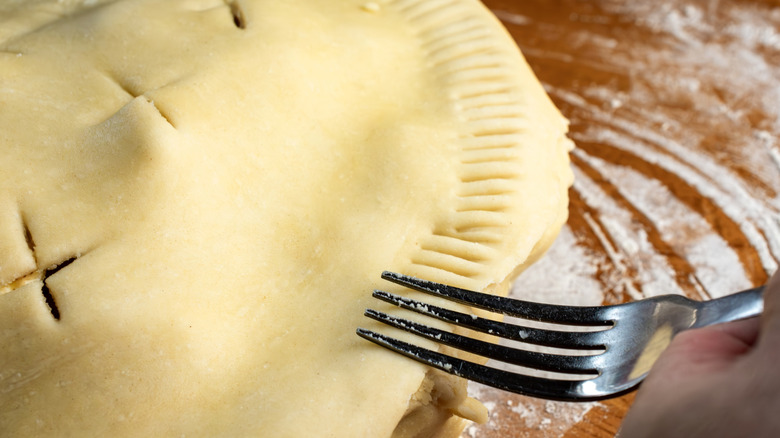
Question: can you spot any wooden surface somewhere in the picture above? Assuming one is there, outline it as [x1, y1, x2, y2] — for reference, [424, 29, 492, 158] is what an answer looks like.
[465, 0, 780, 436]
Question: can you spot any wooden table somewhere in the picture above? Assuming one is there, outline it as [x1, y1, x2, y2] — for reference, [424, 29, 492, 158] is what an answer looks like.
[467, 0, 780, 436]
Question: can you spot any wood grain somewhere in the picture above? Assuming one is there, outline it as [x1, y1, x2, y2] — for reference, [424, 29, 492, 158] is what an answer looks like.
[465, 0, 780, 436]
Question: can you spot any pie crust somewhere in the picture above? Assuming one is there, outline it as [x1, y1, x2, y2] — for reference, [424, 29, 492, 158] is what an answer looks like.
[0, 0, 573, 436]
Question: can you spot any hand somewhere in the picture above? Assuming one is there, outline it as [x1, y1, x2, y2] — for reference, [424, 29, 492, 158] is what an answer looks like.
[618, 272, 780, 438]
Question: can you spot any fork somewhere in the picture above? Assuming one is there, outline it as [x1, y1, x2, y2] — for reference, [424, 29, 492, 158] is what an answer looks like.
[356, 271, 764, 401]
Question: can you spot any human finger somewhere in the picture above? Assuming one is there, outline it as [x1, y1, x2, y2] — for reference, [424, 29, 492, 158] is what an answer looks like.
[711, 316, 761, 348]
[646, 317, 758, 383]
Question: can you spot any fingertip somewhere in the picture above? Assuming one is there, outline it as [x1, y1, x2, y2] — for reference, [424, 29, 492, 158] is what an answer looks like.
[653, 324, 755, 375]
[712, 317, 761, 347]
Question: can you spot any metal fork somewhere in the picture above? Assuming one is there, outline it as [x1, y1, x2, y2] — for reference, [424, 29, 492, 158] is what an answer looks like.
[356, 271, 764, 401]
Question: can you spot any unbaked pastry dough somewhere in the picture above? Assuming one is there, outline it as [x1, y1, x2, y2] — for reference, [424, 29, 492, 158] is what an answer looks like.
[0, 0, 573, 436]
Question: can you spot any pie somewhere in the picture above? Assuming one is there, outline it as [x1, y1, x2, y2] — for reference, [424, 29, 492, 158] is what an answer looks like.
[0, 0, 573, 436]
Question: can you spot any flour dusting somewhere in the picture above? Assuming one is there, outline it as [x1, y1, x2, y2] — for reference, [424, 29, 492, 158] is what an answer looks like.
[465, 0, 780, 436]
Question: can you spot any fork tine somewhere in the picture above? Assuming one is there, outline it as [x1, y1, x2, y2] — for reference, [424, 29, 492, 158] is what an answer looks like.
[356, 328, 605, 401]
[364, 309, 602, 374]
[372, 290, 609, 350]
[381, 271, 612, 326]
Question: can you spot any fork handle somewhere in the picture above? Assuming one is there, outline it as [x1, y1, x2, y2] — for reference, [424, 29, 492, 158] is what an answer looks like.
[693, 285, 765, 328]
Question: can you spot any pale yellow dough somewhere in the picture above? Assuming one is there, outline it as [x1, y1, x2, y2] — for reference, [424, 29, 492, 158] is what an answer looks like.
[0, 0, 573, 437]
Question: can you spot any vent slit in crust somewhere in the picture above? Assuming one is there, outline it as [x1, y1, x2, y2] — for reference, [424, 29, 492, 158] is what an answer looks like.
[143, 97, 176, 128]
[104, 70, 146, 99]
[114, 78, 139, 98]
[0, 215, 37, 295]
[40, 280, 60, 320]
[225, 0, 246, 29]
[22, 217, 35, 254]
[40, 257, 76, 321]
